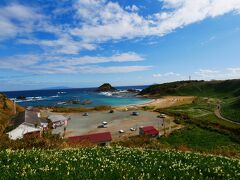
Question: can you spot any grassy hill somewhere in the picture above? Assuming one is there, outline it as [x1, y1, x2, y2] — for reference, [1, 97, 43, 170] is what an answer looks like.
[0, 147, 239, 179]
[222, 97, 240, 123]
[140, 79, 240, 122]
[0, 93, 24, 134]
[140, 79, 240, 98]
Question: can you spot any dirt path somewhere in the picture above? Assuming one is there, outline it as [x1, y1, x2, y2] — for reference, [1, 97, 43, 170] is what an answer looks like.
[214, 105, 240, 125]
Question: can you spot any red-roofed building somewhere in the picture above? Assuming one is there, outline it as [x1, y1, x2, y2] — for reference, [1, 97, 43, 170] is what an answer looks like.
[139, 126, 159, 137]
[68, 132, 112, 145]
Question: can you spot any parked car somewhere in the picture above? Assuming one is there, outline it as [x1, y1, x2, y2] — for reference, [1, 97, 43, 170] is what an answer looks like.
[102, 121, 108, 125]
[83, 113, 89, 116]
[98, 124, 107, 128]
[130, 128, 136, 131]
[158, 113, 166, 118]
[109, 109, 114, 113]
[119, 129, 125, 133]
[132, 112, 139, 116]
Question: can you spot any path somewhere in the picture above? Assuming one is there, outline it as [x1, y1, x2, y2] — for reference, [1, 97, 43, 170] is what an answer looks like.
[214, 105, 240, 125]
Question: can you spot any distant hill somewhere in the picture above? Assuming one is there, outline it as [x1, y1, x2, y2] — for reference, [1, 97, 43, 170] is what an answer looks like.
[140, 79, 240, 98]
[0, 93, 24, 134]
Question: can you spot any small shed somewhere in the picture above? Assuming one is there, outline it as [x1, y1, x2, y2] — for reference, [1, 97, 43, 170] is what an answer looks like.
[68, 132, 112, 145]
[47, 115, 68, 128]
[139, 126, 159, 137]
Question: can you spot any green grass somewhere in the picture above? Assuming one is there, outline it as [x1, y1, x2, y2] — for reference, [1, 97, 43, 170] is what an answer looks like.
[52, 105, 112, 113]
[221, 98, 240, 123]
[155, 97, 240, 155]
[0, 147, 239, 179]
[161, 98, 240, 130]
[115, 126, 240, 158]
[160, 126, 240, 154]
[140, 79, 240, 98]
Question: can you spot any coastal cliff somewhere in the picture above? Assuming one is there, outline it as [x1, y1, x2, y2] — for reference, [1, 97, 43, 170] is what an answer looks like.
[0, 93, 24, 134]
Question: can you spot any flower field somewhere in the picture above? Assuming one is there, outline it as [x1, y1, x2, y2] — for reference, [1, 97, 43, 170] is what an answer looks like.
[0, 147, 239, 179]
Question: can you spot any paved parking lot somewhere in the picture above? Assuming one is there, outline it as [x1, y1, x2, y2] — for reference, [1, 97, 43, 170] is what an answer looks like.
[53, 110, 174, 140]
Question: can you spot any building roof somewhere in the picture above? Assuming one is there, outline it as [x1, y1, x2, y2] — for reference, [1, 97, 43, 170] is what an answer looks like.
[26, 106, 40, 112]
[48, 115, 67, 122]
[68, 132, 112, 144]
[25, 110, 40, 125]
[7, 124, 41, 140]
[140, 126, 159, 136]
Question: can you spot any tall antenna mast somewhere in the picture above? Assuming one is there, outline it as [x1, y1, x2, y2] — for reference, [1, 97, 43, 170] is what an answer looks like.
[13, 100, 16, 114]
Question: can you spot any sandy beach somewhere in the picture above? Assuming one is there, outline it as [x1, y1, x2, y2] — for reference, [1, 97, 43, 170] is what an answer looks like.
[115, 96, 195, 110]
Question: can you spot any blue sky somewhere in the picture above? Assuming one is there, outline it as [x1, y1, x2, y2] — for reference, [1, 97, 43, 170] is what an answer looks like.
[0, 0, 240, 91]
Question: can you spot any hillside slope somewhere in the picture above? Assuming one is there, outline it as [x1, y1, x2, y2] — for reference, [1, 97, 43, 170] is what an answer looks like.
[140, 79, 240, 98]
[140, 79, 240, 122]
[222, 97, 240, 123]
[0, 147, 239, 179]
[0, 93, 24, 134]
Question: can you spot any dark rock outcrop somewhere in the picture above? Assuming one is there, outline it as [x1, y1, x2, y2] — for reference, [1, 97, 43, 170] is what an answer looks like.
[96, 83, 117, 92]
[17, 96, 26, 100]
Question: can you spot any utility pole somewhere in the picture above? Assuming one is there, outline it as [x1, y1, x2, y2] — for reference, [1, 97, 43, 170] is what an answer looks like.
[13, 100, 16, 114]
[169, 119, 171, 135]
[163, 117, 166, 136]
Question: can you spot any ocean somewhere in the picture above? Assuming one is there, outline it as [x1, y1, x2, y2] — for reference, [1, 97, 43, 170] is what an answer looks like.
[3, 85, 151, 108]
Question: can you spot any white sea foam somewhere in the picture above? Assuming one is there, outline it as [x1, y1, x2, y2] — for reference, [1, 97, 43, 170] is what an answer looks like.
[10, 95, 57, 103]
[57, 91, 66, 94]
[99, 92, 113, 96]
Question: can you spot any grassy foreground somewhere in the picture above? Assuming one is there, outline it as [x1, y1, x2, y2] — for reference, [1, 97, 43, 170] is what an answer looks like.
[0, 147, 240, 179]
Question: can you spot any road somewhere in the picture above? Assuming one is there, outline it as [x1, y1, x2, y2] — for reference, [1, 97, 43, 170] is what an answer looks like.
[214, 105, 240, 125]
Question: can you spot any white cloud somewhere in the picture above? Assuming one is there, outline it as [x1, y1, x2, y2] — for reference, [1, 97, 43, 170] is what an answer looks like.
[125, 5, 139, 12]
[153, 73, 162, 78]
[0, 4, 43, 40]
[70, 0, 240, 43]
[1, 1, 240, 77]
[0, 55, 41, 69]
[77, 65, 151, 74]
[195, 68, 240, 79]
[1, 1, 240, 54]
[0, 52, 148, 74]
[153, 72, 180, 78]
[195, 69, 219, 78]
[18, 35, 96, 55]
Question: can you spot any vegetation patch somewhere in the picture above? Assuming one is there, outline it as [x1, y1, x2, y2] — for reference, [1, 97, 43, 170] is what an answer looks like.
[0, 147, 239, 179]
[140, 79, 240, 98]
[221, 98, 240, 123]
[52, 105, 112, 113]
[160, 126, 240, 157]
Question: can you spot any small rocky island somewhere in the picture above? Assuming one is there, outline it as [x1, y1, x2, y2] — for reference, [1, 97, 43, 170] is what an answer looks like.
[96, 83, 117, 92]
[17, 96, 26, 100]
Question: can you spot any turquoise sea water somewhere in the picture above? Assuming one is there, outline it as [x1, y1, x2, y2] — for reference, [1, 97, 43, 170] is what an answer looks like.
[4, 86, 151, 107]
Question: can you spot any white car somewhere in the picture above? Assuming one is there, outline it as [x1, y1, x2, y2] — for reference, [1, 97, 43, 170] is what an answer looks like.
[159, 113, 166, 118]
[98, 124, 108, 128]
[102, 121, 108, 125]
[130, 128, 136, 131]
[119, 129, 125, 133]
